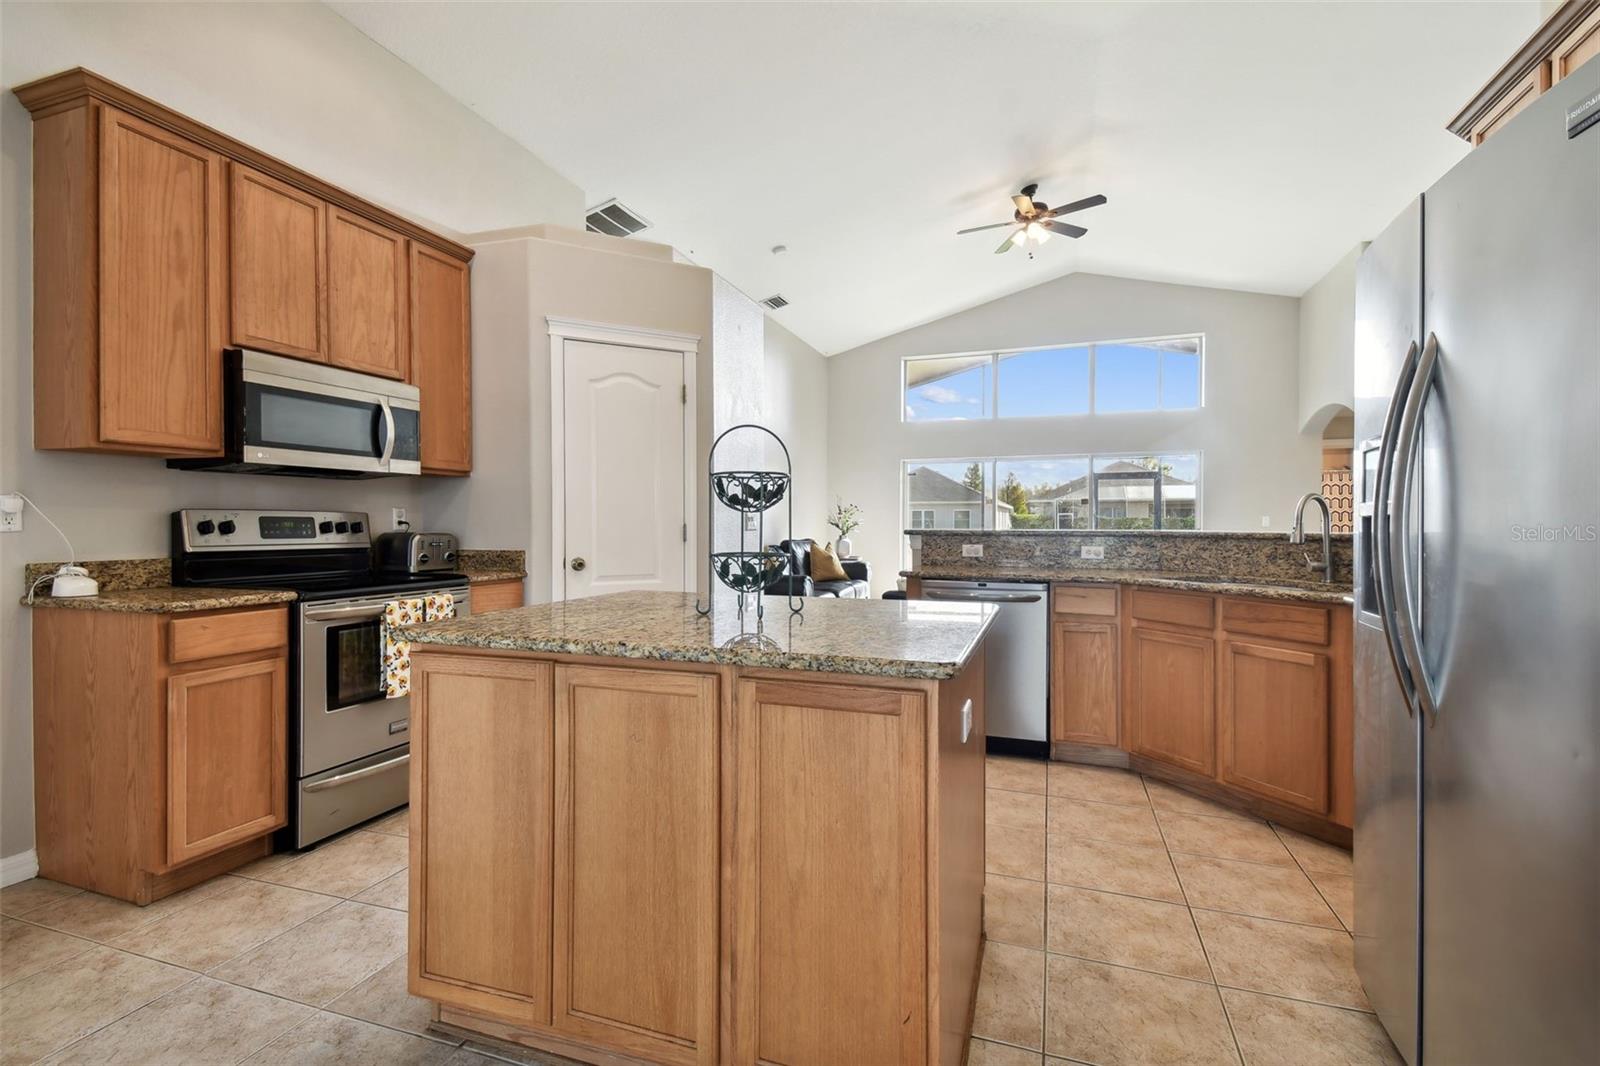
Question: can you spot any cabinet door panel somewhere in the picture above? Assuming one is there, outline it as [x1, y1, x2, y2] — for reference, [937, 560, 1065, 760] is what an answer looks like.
[328, 207, 408, 379]
[231, 164, 327, 360]
[731, 679, 926, 1066]
[1219, 640, 1330, 813]
[98, 106, 225, 452]
[1126, 627, 1216, 775]
[166, 657, 286, 865]
[410, 654, 552, 1024]
[553, 666, 717, 1065]
[1051, 620, 1118, 746]
[410, 244, 472, 474]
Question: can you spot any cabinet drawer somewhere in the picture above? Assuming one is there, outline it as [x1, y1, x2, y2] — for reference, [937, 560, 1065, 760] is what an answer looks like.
[1129, 588, 1214, 630]
[1221, 599, 1330, 645]
[1053, 585, 1117, 616]
[169, 607, 288, 664]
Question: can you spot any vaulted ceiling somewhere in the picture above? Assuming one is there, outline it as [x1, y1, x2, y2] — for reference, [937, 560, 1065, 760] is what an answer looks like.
[332, 1, 1535, 354]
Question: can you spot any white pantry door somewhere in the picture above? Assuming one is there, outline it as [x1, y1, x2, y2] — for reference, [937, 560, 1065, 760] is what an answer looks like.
[561, 340, 687, 600]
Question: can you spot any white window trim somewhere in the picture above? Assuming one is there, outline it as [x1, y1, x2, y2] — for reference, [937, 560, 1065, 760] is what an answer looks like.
[952, 508, 972, 529]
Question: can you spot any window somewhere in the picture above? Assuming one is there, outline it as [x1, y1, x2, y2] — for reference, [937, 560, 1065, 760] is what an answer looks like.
[902, 335, 1202, 421]
[904, 453, 1200, 533]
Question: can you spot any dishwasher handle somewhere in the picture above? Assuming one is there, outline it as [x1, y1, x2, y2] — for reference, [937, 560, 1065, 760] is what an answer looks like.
[922, 589, 1043, 603]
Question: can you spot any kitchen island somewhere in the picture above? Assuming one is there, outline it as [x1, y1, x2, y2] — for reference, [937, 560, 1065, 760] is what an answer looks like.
[402, 591, 995, 1066]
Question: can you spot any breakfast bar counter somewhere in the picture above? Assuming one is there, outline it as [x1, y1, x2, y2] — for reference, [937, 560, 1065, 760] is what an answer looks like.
[402, 590, 994, 1066]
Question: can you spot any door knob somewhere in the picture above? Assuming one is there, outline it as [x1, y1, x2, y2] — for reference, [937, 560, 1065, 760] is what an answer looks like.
[570, 557, 586, 572]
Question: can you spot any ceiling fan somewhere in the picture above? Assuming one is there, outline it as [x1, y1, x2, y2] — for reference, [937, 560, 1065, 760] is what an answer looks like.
[957, 183, 1107, 257]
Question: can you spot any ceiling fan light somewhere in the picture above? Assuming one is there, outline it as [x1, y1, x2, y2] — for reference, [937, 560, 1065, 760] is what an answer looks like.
[1027, 222, 1049, 243]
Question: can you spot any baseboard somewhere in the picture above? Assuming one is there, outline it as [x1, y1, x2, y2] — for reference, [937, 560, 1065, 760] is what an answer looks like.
[0, 849, 40, 887]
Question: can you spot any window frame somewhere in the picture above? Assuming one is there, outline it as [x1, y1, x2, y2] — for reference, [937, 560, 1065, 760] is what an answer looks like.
[952, 508, 972, 529]
[901, 333, 1205, 423]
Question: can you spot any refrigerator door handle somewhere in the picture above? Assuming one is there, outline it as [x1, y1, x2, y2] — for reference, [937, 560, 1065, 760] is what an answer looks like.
[1389, 331, 1441, 724]
[1374, 339, 1420, 712]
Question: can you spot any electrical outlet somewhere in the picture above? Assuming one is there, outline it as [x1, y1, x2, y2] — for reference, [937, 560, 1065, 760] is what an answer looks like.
[1080, 545, 1105, 560]
[391, 507, 408, 529]
[961, 543, 984, 558]
[1261, 515, 1272, 528]
[0, 494, 22, 533]
[743, 513, 757, 532]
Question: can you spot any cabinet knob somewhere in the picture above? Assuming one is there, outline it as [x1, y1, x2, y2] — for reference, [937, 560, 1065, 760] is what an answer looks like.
[570, 557, 587, 572]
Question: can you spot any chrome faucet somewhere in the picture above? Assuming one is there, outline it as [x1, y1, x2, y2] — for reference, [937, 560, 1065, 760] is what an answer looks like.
[1289, 493, 1334, 582]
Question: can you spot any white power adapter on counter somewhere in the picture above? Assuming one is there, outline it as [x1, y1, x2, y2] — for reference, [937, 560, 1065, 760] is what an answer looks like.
[4, 493, 101, 601]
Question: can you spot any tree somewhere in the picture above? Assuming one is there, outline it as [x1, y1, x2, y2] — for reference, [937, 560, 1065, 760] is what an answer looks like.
[962, 463, 984, 493]
[999, 472, 1030, 517]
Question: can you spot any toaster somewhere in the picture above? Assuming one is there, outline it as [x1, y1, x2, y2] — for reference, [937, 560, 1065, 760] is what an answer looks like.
[374, 530, 460, 574]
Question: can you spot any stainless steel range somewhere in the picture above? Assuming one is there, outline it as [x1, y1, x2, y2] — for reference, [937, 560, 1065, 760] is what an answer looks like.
[171, 509, 471, 848]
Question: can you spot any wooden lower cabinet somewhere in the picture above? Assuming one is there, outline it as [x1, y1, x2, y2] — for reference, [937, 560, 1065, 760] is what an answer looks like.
[469, 578, 524, 614]
[1050, 619, 1119, 746]
[1125, 625, 1217, 776]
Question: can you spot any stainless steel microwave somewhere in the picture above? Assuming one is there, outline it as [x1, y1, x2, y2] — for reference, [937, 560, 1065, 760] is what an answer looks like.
[170, 349, 420, 478]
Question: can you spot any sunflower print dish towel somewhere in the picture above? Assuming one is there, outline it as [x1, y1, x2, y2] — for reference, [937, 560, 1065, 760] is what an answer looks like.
[383, 593, 458, 698]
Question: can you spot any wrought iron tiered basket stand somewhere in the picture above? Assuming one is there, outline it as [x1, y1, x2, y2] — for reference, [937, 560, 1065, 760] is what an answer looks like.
[694, 424, 804, 621]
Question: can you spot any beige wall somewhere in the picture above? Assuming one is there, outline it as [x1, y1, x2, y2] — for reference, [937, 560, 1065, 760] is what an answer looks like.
[1298, 244, 1365, 434]
[0, 2, 585, 865]
[761, 319, 831, 541]
[826, 272, 1319, 585]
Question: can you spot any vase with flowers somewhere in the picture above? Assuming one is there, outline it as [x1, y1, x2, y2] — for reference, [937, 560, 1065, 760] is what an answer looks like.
[828, 499, 862, 559]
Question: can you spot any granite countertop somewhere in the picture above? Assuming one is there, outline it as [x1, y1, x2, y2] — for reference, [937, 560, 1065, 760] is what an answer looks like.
[905, 566, 1354, 605]
[404, 590, 998, 680]
[23, 585, 299, 613]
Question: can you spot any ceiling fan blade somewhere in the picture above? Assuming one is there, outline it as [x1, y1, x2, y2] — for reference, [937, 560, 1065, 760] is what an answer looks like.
[1042, 220, 1087, 238]
[956, 221, 1016, 235]
[1044, 194, 1107, 218]
[1011, 194, 1037, 216]
[994, 229, 1023, 254]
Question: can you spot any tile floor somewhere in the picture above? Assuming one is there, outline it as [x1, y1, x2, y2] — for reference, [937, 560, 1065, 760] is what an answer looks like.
[970, 756, 1404, 1066]
[0, 809, 575, 1066]
[1, 761, 1401, 1066]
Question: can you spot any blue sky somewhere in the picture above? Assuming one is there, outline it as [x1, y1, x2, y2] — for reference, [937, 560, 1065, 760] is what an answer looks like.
[905, 342, 1200, 421]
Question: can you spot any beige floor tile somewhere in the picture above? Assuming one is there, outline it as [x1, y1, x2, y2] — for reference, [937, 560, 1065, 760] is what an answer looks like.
[0, 879, 84, 918]
[1193, 910, 1369, 1011]
[211, 901, 408, 1007]
[1047, 763, 1149, 807]
[365, 807, 410, 837]
[1047, 798, 1163, 848]
[0, 945, 193, 1065]
[988, 756, 1048, 795]
[1310, 870, 1354, 932]
[1273, 826, 1353, 876]
[446, 1050, 521, 1066]
[972, 941, 1045, 1051]
[352, 869, 409, 911]
[1157, 811, 1294, 866]
[326, 956, 439, 1039]
[1043, 954, 1240, 1066]
[23, 877, 234, 943]
[1144, 779, 1258, 822]
[1045, 884, 1211, 981]
[968, 1038, 1044, 1066]
[242, 1011, 457, 1064]
[459, 1037, 588, 1064]
[110, 877, 340, 972]
[985, 876, 1045, 949]
[1223, 988, 1404, 1066]
[1173, 854, 1341, 928]
[246, 831, 410, 899]
[0, 918, 93, 989]
[987, 824, 1046, 881]
[988, 788, 1048, 830]
[40, 975, 312, 1064]
[234, 849, 304, 882]
[1047, 835, 1184, 903]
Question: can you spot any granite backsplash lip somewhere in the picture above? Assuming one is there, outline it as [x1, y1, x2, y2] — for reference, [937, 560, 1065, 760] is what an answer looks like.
[904, 565, 1353, 605]
[404, 590, 997, 680]
[906, 529, 1354, 540]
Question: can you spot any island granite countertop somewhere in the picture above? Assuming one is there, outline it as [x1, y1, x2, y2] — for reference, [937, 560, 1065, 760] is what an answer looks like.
[904, 566, 1354, 605]
[404, 589, 998, 680]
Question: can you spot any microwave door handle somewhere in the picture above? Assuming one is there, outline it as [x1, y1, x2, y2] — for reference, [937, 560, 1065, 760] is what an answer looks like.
[378, 401, 396, 465]
[1374, 339, 1420, 713]
[1388, 332, 1441, 724]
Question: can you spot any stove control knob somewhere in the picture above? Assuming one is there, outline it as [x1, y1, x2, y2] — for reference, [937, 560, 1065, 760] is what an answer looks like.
[318, 521, 334, 534]
[196, 519, 216, 536]
[217, 520, 236, 536]
[350, 521, 365, 534]
[334, 521, 350, 534]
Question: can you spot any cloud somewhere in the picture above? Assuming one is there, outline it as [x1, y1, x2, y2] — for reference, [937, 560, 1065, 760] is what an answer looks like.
[918, 385, 976, 405]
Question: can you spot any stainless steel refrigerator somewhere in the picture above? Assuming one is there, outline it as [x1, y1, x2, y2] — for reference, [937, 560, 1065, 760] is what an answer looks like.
[1352, 62, 1599, 1066]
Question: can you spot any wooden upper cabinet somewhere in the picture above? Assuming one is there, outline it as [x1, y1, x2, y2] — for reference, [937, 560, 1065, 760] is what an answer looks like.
[1125, 625, 1216, 776]
[410, 243, 473, 475]
[1551, 3, 1600, 84]
[1218, 640, 1330, 814]
[230, 163, 328, 361]
[1051, 619, 1119, 747]
[328, 207, 408, 379]
[1451, 0, 1600, 145]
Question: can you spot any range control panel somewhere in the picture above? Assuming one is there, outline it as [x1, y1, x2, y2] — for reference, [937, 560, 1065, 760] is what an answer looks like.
[176, 509, 372, 551]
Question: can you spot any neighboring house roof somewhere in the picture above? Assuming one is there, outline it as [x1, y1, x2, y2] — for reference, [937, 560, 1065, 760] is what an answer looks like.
[906, 466, 984, 504]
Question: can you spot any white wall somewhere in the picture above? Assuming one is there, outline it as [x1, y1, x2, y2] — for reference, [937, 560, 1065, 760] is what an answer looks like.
[0, 2, 585, 863]
[761, 319, 830, 540]
[1298, 245, 1364, 434]
[826, 272, 1319, 584]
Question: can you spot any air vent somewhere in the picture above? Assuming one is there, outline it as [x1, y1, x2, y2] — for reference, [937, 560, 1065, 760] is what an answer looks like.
[584, 199, 652, 238]
[760, 294, 789, 310]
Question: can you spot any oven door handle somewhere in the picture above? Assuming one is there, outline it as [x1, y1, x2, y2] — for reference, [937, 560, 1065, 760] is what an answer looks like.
[304, 753, 410, 793]
[303, 603, 389, 623]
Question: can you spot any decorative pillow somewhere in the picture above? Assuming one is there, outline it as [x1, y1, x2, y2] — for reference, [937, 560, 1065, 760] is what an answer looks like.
[810, 541, 849, 582]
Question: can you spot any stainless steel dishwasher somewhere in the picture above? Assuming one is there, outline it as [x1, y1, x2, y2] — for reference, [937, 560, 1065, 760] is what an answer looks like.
[920, 579, 1048, 753]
